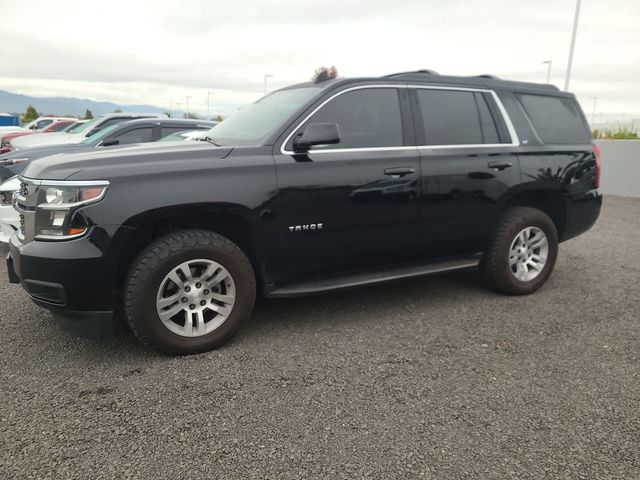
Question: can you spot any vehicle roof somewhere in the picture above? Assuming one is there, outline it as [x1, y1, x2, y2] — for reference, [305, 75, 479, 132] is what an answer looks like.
[96, 112, 168, 119]
[113, 118, 215, 127]
[282, 70, 570, 97]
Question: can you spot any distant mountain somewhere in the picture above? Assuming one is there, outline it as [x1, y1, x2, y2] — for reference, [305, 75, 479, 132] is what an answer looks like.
[0, 90, 182, 118]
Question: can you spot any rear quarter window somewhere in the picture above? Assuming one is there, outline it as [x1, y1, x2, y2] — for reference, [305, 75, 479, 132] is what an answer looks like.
[517, 94, 591, 144]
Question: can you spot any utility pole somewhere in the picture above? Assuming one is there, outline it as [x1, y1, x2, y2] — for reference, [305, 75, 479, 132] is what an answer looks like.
[564, 0, 581, 91]
[591, 97, 597, 126]
[264, 74, 273, 96]
[542, 60, 552, 84]
[186, 96, 192, 118]
[207, 92, 214, 118]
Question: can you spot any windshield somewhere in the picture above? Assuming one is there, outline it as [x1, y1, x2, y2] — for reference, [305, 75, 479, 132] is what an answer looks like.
[64, 121, 86, 133]
[71, 117, 102, 134]
[203, 87, 320, 146]
[81, 123, 122, 145]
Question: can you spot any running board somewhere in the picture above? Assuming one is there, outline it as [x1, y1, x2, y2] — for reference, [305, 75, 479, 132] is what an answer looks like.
[266, 254, 482, 298]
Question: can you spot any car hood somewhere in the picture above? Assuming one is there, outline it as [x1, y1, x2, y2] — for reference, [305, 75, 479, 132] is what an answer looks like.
[22, 140, 234, 181]
[11, 132, 84, 149]
[0, 143, 90, 162]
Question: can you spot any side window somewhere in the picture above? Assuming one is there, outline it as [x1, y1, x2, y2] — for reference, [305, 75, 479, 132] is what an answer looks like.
[475, 94, 500, 144]
[113, 127, 154, 145]
[517, 94, 591, 144]
[418, 89, 497, 145]
[297, 88, 403, 149]
[35, 119, 53, 130]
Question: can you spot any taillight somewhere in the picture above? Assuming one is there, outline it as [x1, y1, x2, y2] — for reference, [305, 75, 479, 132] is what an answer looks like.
[593, 143, 601, 189]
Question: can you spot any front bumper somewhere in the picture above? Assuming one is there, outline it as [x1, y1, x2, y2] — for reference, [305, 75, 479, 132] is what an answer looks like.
[7, 225, 134, 319]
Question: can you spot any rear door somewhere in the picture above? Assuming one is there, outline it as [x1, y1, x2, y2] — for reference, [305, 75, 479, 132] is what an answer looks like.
[411, 86, 521, 257]
[273, 85, 421, 280]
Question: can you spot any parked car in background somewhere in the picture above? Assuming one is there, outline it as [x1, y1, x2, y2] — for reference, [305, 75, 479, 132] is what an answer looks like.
[0, 120, 77, 154]
[0, 176, 20, 242]
[9, 113, 167, 150]
[61, 120, 89, 133]
[6, 71, 601, 354]
[0, 116, 77, 136]
[158, 128, 214, 142]
[0, 119, 214, 240]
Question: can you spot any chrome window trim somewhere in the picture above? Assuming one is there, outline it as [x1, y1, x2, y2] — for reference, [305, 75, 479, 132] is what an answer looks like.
[279, 84, 520, 155]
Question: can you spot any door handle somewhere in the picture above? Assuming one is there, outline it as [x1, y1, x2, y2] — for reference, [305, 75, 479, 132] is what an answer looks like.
[384, 167, 415, 177]
[487, 160, 513, 171]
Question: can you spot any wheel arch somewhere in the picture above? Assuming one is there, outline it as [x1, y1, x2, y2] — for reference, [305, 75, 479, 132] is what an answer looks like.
[114, 203, 265, 290]
[501, 187, 567, 239]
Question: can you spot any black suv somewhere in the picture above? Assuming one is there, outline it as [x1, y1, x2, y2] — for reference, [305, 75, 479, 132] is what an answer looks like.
[7, 71, 602, 354]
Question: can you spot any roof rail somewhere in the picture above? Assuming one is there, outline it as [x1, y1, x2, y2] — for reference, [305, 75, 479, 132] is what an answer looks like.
[385, 69, 439, 78]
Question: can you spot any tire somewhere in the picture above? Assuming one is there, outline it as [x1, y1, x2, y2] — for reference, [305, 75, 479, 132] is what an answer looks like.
[481, 207, 558, 295]
[124, 229, 256, 355]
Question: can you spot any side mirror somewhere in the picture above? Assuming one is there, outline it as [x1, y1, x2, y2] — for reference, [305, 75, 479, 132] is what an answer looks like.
[101, 138, 119, 147]
[293, 123, 340, 152]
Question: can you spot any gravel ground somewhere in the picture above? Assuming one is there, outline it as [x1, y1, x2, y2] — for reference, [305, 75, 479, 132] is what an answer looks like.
[0, 196, 638, 479]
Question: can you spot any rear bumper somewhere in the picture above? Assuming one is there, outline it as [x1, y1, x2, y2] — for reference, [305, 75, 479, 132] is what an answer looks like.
[561, 189, 602, 242]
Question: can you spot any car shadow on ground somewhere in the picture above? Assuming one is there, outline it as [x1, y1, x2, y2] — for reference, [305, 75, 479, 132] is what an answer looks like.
[0, 241, 488, 361]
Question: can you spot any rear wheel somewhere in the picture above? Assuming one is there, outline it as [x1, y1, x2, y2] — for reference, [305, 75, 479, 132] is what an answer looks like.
[124, 230, 256, 355]
[481, 207, 558, 295]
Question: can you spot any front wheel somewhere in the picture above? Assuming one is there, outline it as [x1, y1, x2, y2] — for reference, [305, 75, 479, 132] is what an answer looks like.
[481, 207, 559, 295]
[124, 230, 256, 355]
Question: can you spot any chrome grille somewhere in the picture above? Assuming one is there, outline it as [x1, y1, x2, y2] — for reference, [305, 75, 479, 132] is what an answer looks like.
[14, 179, 38, 242]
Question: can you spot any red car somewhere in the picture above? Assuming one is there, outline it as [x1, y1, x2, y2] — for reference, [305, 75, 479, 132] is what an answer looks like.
[0, 120, 77, 154]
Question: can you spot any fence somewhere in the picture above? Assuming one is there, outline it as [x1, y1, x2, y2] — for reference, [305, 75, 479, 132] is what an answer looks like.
[595, 140, 640, 197]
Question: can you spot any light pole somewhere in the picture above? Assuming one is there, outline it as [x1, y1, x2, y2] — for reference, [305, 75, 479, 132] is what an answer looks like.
[542, 60, 552, 84]
[564, 0, 581, 91]
[591, 97, 597, 126]
[264, 74, 273, 96]
[186, 96, 192, 118]
[207, 92, 214, 119]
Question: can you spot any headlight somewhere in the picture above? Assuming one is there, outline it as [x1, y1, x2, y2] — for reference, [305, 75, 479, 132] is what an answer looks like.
[28, 181, 109, 240]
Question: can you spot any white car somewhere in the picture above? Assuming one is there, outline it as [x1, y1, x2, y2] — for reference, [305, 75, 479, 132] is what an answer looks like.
[10, 113, 167, 150]
[0, 176, 19, 243]
[0, 116, 76, 137]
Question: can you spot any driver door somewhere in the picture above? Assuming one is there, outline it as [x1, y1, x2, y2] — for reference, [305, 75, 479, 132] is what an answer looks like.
[273, 86, 421, 280]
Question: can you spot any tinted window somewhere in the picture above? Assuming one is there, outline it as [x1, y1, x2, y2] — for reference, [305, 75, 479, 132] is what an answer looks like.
[517, 94, 590, 144]
[35, 119, 53, 130]
[418, 90, 492, 145]
[301, 88, 403, 149]
[476, 94, 500, 143]
[113, 127, 154, 144]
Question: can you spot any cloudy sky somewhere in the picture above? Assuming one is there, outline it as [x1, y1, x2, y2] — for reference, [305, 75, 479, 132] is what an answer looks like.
[1, 0, 638, 122]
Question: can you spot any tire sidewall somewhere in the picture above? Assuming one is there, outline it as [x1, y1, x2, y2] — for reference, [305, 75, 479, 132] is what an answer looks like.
[492, 210, 559, 295]
[128, 236, 255, 354]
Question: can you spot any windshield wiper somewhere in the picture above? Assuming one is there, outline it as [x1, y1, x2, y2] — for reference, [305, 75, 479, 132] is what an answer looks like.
[200, 136, 224, 146]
